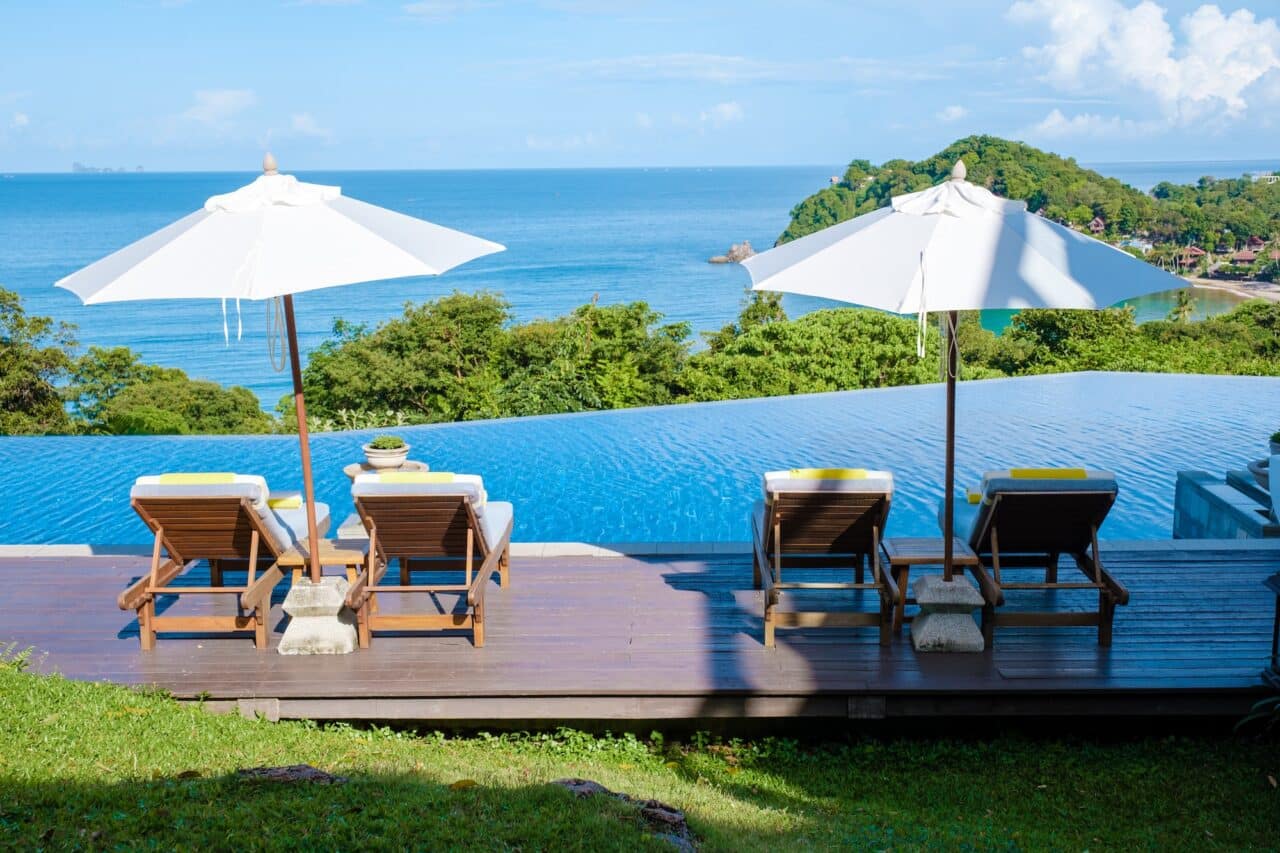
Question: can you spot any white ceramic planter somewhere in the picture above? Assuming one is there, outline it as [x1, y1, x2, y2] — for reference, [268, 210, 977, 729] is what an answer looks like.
[362, 443, 411, 470]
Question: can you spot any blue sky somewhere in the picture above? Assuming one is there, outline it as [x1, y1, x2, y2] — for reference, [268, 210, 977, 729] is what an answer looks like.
[1, 0, 1277, 171]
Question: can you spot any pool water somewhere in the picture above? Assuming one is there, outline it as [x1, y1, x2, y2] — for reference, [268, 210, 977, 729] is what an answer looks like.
[1, 372, 1276, 545]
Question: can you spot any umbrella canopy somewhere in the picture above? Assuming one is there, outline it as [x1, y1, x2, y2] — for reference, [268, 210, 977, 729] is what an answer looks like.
[56, 155, 505, 581]
[741, 161, 1186, 578]
[58, 161, 502, 304]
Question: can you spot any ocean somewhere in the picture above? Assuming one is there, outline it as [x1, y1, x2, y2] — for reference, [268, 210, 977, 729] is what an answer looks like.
[0, 160, 1269, 406]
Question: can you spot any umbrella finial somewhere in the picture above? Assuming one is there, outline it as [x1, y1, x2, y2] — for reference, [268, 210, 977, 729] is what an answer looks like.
[263, 152, 278, 176]
[949, 160, 967, 182]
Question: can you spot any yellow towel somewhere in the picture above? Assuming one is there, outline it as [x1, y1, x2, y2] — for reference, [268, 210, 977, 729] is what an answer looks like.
[966, 487, 982, 504]
[267, 495, 301, 509]
[1009, 468, 1087, 480]
[158, 472, 236, 485]
[790, 468, 868, 480]
[377, 471, 454, 484]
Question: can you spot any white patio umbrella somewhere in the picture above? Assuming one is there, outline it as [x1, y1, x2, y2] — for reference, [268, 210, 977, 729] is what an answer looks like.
[742, 161, 1186, 579]
[56, 154, 504, 581]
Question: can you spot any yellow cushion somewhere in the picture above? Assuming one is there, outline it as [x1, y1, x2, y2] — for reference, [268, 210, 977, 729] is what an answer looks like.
[789, 468, 868, 480]
[1009, 468, 1087, 480]
[377, 471, 454, 484]
[157, 472, 236, 485]
[267, 495, 301, 509]
[966, 487, 982, 504]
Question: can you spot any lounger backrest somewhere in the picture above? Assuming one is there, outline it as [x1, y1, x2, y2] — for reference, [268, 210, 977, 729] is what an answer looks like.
[969, 469, 1118, 555]
[352, 473, 487, 559]
[130, 474, 295, 554]
[763, 469, 893, 555]
[131, 496, 282, 561]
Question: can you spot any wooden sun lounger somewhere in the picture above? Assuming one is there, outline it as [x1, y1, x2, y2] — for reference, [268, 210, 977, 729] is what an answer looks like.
[752, 490, 898, 648]
[349, 493, 512, 648]
[968, 489, 1129, 646]
[121, 496, 285, 650]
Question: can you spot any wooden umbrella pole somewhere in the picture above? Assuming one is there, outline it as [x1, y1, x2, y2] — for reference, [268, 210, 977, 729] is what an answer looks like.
[942, 310, 958, 583]
[282, 295, 323, 583]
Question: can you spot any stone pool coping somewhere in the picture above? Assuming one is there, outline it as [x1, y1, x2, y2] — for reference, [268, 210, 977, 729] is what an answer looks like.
[3, 539, 1278, 559]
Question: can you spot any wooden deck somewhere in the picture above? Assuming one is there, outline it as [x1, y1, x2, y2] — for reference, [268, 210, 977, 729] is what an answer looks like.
[3, 540, 1278, 722]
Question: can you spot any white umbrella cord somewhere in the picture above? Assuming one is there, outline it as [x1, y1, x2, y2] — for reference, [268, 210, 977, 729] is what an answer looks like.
[266, 296, 287, 373]
[916, 250, 927, 358]
[219, 299, 242, 345]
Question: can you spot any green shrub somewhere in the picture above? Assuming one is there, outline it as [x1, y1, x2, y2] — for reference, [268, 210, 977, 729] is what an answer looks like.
[368, 434, 406, 450]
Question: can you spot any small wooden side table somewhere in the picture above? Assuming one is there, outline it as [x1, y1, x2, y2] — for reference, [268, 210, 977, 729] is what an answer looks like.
[278, 538, 370, 586]
[343, 460, 429, 482]
[882, 537, 982, 636]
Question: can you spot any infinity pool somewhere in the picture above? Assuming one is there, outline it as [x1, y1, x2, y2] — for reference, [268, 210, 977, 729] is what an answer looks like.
[2, 372, 1276, 545]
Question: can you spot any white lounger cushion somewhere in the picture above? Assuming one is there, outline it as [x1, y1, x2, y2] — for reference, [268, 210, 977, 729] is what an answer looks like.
[763, 468, 894, 501]
[131, 474, 330, 553]
[351, 472, 509, 551]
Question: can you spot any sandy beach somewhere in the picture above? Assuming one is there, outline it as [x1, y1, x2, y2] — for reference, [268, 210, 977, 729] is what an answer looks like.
[1188, 277, 1280, 303]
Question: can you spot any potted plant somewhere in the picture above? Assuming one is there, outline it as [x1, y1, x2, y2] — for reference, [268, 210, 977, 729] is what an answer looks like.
[363, 434, 411, 470]
[1271, 430, 1280, 456]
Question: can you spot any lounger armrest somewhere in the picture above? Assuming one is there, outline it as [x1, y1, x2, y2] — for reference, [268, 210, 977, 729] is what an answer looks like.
[240, 564, 284, 612]
[880, 564, 899, 605]
[966, 562, 1003, 606]
[346, 556, 387, 610]
[468, 542, 505, 608]
[118, 559, 182, 610]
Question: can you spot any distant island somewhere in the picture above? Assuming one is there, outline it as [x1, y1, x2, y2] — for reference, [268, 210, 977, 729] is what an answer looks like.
[781, 135, 1279, 292]
[71, 162, 143, 174]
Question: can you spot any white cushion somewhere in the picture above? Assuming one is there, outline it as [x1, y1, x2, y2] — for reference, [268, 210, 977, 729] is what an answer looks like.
[351, 472, 488, 516]
[763, 469, 894, 500]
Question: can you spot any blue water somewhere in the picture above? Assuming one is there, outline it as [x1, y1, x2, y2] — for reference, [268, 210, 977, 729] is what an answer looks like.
[0, 163, 1264, 407]
[2, 372, 1275, 546]
[0, 167, 832, 406]
[1084, 159, 1278, 191]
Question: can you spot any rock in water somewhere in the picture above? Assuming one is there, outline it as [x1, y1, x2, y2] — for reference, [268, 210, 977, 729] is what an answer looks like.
[708, 240, 755, 264]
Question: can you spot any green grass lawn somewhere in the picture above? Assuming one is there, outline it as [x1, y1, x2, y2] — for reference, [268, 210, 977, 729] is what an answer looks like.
[1, 654, 1277, 850]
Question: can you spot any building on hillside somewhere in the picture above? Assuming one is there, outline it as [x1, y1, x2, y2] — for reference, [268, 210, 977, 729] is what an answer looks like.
[1249, 171, 1279, 184]
[1246, 235, 1266, 251]
[1120, 237, 1154, 254]
[1231, 250, 1257, 264]
[1179, 246, 1207, 268]
[1271, 249, 1280, 261]
[1088, 216, 1106, 235]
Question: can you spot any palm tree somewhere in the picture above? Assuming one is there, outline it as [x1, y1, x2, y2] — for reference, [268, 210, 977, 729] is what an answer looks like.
[1167, 288, 1196, 323]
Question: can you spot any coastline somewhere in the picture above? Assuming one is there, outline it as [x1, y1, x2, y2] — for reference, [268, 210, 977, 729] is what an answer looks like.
[1188, 278, 1280, 303]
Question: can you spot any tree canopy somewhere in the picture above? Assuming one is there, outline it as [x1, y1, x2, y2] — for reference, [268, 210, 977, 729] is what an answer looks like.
[780, 135, 1279, 252]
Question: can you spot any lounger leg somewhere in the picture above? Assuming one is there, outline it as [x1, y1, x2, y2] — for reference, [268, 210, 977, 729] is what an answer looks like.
[763, 602, 775, 648]
[1098, 594, 1115, 646]
[981, 604, 995, 647]
[1045, 552, 1058, 584]
[473, 601, 485, 648]
[209, 559, 222, 587]
[399, 557, 410, 586]
[254, 604, 268, 649]
[138, 600, 156, 651]
[357, 605, 371, 649]
[879, 595, 892, 647]
[751, 553, 762, 589]
[894, 566, 909, 637]
[500, 546, 510, 589]
[856, 553, 864, 586]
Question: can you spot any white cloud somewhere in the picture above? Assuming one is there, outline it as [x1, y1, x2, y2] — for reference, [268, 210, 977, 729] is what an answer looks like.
[936, 104, 968, 121]
[699, 101, 744, 126]
[402, 0, 491, 19]
[525, 131, 603, 151]
[290, 112, 332, 140]
[520, 52, 1002, 85]
[1025, 107, 1158, 138]
[182, 89, 256, 126]
[11, 112, 29, 129]
[1010, 0, 1280, 124]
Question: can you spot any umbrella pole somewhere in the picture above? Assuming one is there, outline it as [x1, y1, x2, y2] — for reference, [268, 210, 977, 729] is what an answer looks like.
[942, 310, 958, 582]
[282, 294, 323, 584]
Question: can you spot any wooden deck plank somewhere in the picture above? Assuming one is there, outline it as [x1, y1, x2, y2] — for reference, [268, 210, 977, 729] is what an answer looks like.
[2, 542, 1277, 719]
